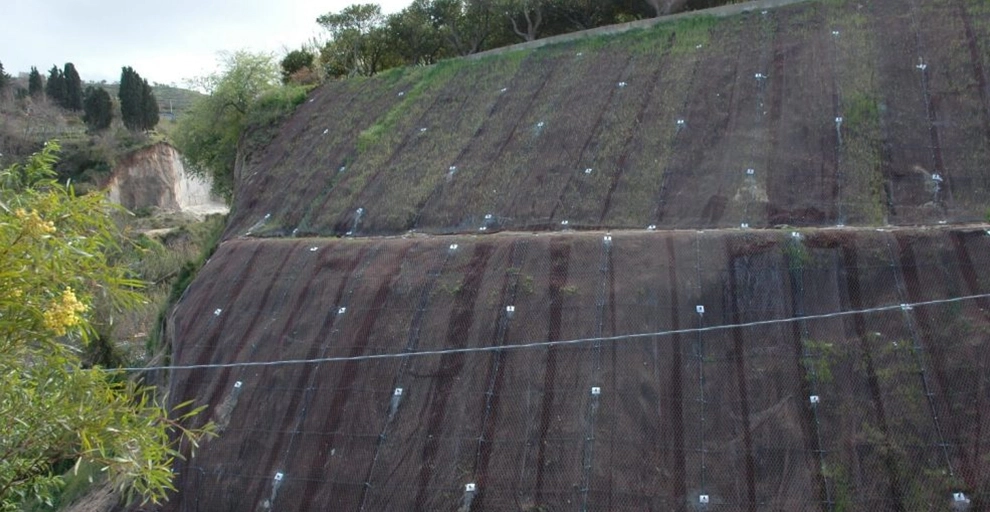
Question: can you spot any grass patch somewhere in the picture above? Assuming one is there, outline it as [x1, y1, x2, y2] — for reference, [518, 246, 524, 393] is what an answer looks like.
[248, 85, 311, 126]
[357, 61, 465, 154]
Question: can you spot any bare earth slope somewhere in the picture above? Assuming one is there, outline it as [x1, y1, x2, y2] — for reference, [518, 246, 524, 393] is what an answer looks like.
[228, 0, 990, 238]
[160, 0, 990, 510]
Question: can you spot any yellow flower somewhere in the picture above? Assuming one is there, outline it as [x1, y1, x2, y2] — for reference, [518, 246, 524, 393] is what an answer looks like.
[15, 208, 56, 237]
[42, 287, 87, 336]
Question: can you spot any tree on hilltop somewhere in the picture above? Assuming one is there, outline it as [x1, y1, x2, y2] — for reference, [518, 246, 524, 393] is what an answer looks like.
[28, 67, 43, 98]
[119, 67, 158, 130]
[83, 86, 113, 131]
[317, 3, 394, 77]
[141, 79, 159, 129]
[0, 61, 10, 92]
[45, 65, 66, 106]
[63, 63, 83, 110]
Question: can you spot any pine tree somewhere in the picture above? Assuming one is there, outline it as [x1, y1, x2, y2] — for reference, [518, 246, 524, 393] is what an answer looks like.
[140, 79, 159, 130]
[45, 65, 66, 106]
[28, 67, 43, 98]
[83, 86, 113, 131]
[63, 63, 83, 110]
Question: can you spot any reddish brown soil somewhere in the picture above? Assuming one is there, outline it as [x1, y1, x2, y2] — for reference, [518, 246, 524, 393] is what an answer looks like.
[159, 0, 990, 510]
[160, 226, 990, 511]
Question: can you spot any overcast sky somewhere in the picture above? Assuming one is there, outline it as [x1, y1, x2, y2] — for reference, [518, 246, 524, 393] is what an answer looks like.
[2, 0, 412, 87]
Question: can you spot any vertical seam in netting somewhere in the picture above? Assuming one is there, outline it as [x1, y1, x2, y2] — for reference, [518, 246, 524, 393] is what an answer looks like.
[296, 241, 414, 509]
[271, 242, 380, 508]
[357, 241, 455, 512]
[650, 30, 706, 226]
[788, 234, 835, 511]
[842, 240, 906, 510]
[883, 234, 955, 479]
[548, 53, 635, 225]
[694, 233, 709, 498]
[829, 6, 847, 227]
[907, 0, 950, 215]
[468, 240, 528, 507]
[579, 236, 612, 510]
[740, 9, 778, 231]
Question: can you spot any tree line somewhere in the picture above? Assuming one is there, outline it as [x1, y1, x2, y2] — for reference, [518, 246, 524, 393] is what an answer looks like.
[0, 61, 159, 132]
[304, 0, 742, 79]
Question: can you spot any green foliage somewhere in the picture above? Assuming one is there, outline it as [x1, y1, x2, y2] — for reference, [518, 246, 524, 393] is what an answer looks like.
[386, 0, 452, 65]
[844, 92, 879, 130]
[27, 67, 43, 98]
[0, 142, 216, 509]
[800, 339, 840, 384]
[45, 65, 66, 106]
[119, 67, 158, 131]
[318, 4, 396, 77]
[119, 67, 141, 129]
[0, 61, 10, 92]
[63, 63, 83, 111]
[82, 86, 113, 131]
[305, 0, 743, 81]
[783, 237, 811, 272]
[248, 85, 310, 126]
[174, 51, 281, 200]
[280, 49, 315, 84]
[146, 215, 227, 354]
[141, 79, 160, 129]
[357, 60, 462, 152]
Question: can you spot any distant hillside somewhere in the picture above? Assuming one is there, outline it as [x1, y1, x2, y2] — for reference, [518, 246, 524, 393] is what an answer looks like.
[0, 82, 201, 184]
[93, 82, 203, 118]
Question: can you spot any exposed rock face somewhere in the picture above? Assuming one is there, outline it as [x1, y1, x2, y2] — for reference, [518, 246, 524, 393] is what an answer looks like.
[107, 142, 226, 215]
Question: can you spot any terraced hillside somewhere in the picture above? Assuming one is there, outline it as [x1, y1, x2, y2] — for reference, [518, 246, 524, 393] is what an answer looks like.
[159, 0, 990, 510]
[229, 0, 990, 238]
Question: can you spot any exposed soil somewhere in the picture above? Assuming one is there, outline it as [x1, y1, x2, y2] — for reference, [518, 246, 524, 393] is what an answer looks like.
[226, 0, 990, 239]
[159, 0, 990, 510]
[159, 224, 990, 511]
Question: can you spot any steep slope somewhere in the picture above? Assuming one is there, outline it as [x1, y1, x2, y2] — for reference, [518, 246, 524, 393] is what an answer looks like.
[228, 0, 990, 238]
[159, 0, 990, 510]
[166, 227, 990, 510]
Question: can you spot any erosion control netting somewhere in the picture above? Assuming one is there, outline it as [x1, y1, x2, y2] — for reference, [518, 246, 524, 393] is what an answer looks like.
[224, 0, 990, 240]
[159, 227, 990, 511]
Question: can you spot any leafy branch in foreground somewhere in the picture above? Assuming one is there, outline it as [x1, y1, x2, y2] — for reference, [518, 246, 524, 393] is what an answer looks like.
[0, 141, 216, 509]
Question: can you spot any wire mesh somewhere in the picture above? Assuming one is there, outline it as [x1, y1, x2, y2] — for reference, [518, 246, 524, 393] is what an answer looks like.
[153, 226, 990, 511]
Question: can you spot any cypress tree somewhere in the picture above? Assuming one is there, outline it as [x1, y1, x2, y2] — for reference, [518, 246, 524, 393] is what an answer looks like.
[140, 79, 159, 130]
[28, 67, 43, 98]
[63, 63, 83, 110]
[0, 61, 10, 91]
[119, 66, 143, 130]
[45, 65, 66, 106]
[83, 86, 113, 131]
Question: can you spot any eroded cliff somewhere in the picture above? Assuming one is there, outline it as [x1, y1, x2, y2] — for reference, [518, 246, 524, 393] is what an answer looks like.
[107, 142, 226, 215]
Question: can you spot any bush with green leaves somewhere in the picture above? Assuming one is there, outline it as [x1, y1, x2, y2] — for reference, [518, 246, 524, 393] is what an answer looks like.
[0, 141, 216, 509]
